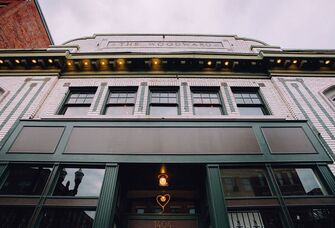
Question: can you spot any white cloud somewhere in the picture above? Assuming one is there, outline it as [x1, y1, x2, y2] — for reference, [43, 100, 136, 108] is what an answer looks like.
[39, 0, 335, 49]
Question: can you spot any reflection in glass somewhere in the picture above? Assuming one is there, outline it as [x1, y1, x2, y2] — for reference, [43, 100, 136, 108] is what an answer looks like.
[53, 168, 105, 197]
[0, 207, 34, 227]
[274, 168, 326, 196]
[228, 209, 283, 228]
[290, 208, 335, 228]
[0, 166, 51, 195]
[221, 169, 271, 197]
[39, 208, 96, 228]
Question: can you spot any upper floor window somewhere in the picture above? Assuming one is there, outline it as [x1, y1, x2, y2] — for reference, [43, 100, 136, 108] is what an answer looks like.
[232, 87, 269, 115]
[148, 87, 179, 115]
[104, 87, 137, 116]
[191, 87, 224, 115]
[59, 88, 96, 115]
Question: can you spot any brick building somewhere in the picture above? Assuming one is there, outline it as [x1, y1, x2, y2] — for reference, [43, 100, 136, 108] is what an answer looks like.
[0, 34, 334, 228]
[0, 0, 53, 48]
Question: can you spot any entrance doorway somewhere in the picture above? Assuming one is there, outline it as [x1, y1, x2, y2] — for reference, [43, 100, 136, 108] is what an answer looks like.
[114, 164, 209, 228]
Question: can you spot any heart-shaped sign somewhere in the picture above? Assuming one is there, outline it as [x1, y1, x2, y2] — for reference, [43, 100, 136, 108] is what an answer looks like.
[156, 194, 171, 211]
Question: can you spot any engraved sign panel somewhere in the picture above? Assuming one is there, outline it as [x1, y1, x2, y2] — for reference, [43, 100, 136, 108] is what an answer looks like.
[106, 41, 229, 50]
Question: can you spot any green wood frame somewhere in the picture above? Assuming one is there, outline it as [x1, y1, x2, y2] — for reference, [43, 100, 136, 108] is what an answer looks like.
[0, 120, 332, 164]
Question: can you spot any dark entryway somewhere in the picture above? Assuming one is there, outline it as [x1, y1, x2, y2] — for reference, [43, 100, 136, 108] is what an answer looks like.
[114, 164, 209, 228]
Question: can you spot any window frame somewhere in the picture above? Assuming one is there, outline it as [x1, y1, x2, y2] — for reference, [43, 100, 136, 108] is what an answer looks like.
[191, 87, 225, 115]
[147, 86, 180, 115]
[232, 87, 269, 115]
[58, 87, 97, 115]
[102, 86, 138, 115]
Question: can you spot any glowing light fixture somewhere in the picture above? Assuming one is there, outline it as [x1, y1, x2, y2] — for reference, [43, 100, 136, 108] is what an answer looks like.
[158, 164, 168, 187]
[325, 60, 331, 65]
[32, 59, 37, 64]
[15, 59, 20, 64]
[276, 59, 282, 64]
[207, 60, 212, 66]
[0, 60, 3, 64]
[67, 61, 72, 66]
[293, 60, 298, 64]
[83, 60, 90, 66]
[117, 59, 125, 66]
[48, 59, 53, 63]
[224, 61, 229, 66]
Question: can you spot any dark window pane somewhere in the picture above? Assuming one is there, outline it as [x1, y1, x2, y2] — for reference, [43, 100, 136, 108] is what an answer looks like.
[150, 106, 178, 115]
[238, 106, 265, 115]
[64, 106, 90, 115]
[274, 168, 326, 196]
[65, 127, 260, 154]
[53, 168, 105, 197]
[39, 208, 95, 228]
[9, 127, 64, 153]
[229, 209, 283, 228]
[0, 166, 51, 195]
[0, 207, 34, 227]
[194, 106, 222, 115]
[221, 169, 271, 197]
[290, 208, 335, 228]
[105, 105, 134, 115]
[262, 128, 316, 153]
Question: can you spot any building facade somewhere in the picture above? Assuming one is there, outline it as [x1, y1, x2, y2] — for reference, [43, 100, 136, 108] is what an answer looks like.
[0, 34, 334, 228]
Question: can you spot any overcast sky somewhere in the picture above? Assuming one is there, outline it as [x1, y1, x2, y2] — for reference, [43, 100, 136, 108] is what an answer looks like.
[39, 0, 335, 49]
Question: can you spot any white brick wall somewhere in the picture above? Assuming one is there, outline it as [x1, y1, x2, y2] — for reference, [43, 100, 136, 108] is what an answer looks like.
[273, 77, 335, 174]
[0, 76, 57, 140]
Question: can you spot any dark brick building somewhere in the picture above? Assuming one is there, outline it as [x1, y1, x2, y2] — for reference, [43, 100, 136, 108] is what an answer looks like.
[0, 0, 53, 48]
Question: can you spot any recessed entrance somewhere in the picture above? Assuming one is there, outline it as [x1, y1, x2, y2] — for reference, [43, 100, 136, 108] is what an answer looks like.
[114, 164, 208, 228]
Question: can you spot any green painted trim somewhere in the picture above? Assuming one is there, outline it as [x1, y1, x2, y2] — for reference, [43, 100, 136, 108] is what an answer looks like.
[0, 79, 29, 116]
[28, 163, 60, 228]
[253, 126, 271, 157]
[265, 165, 294, 228]
[93, 164, 119, 228]
[0, 86, 33, 131]
[0, 163, 8, 187]
[206, 165, 230, 228]
[0, 120, 332, 164]
[279, 79, 335, 142]
[222, 84, 235, 112]
[138, 82, 147, 112]
[298, 79, 335, 131]
[181, 82, 189, 112]
[93, 83, 107, 112]
[292, 83, 335, 139]
[317, 165, 335, 195]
